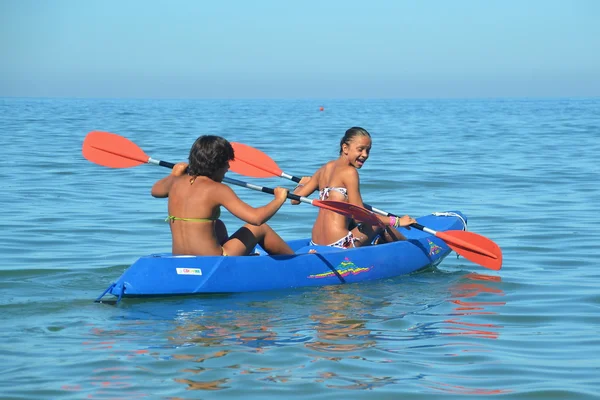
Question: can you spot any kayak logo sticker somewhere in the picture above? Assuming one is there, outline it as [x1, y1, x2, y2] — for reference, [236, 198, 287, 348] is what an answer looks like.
[176, 268, 202, 276]
[427, 239, 443, 256]
[308, 258, 371, 279]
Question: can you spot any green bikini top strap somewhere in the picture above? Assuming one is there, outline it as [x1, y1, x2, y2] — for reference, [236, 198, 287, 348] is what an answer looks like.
[165, 208, 221, 223]
[166, 216, 213, 222]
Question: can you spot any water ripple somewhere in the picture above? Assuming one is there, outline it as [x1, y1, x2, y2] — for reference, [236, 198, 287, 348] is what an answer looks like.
[1, 97, 599, 399]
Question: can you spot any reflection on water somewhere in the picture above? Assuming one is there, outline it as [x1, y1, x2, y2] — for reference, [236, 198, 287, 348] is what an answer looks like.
[71, 272, 509, 396]
[444, 273, 506, 340]
[174, 376, 230, 391]
[424, 272, 510, 395]
[423, 381, 508, 396]
[305, 286, 378, 353]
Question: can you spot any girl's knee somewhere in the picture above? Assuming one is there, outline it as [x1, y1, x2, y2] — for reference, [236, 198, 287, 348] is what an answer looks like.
[256, 223, 274, 235]
[381, 227, 406, 242]
[241, 223, 271, 239]
[262, 223, 275, 232]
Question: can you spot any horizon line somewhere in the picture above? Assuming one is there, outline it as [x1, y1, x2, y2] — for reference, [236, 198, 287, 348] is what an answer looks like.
[2, 95, 599, 101]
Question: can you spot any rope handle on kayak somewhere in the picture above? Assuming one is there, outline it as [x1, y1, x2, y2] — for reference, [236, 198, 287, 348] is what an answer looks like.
[431, 212, 468, 231]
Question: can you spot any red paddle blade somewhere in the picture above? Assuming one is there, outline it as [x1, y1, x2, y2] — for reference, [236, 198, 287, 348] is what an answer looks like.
[82, 131, 150, 168]
[81, 131, 150, 168]
[437, 230, 503, 270]
[229, 142, 283, 178]
[313, 200, 383, 226]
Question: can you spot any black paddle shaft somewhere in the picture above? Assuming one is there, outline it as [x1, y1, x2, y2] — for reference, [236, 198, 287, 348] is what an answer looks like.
[155, 159, 305, 203]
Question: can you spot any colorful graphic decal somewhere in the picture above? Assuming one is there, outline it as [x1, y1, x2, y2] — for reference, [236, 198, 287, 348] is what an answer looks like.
[176, 268, 203, 276]
[427, 239, 443, 256]
[308, 258, 372, 279]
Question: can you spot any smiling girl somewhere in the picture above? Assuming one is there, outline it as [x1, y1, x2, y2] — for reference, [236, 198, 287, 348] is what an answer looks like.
[292, 127, 416, 248]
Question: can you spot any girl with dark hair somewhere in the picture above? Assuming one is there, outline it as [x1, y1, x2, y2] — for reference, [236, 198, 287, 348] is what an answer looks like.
[292, 127, 416, 249]
[151, 135, 294, 256]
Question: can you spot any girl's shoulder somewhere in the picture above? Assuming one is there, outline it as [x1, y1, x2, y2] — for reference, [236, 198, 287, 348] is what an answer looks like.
[317, 160, 336, 171]
[337, 163, 359, 178]
[317, 160, 358, 186]
[319, 159, 347, 174]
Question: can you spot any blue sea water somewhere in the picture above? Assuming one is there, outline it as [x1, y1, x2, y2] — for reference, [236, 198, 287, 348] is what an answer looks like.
[0, 97, 599, 399]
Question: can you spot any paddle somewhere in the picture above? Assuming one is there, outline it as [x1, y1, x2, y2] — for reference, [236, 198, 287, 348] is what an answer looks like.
[82, 131, 382, 225]
[229, 142, 302, 182]
[229, 142, 503, 270]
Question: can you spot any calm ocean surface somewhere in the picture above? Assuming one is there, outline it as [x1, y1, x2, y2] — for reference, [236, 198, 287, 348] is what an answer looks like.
[1, 97, 599, 399]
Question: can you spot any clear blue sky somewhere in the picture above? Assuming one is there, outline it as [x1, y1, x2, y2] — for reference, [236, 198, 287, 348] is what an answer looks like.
[1, 0, 598, 98]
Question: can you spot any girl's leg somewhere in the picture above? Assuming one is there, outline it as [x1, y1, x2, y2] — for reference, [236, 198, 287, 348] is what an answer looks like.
[254, 223, 295, 255]
[351, 223, 384, 248]
[223, 223, 294, 256]
[377, 226, 407, 243]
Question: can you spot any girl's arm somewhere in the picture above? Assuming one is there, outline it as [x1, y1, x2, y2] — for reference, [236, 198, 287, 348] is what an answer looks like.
[343, 167, 417, 229]
[151, 175, 175, 198]
[343, 167, 365, 207]
[380, 214, 417, 228]
[150, 162, 188, 198]
[290, 169, 320, 204]
[219, 184, 288, 226]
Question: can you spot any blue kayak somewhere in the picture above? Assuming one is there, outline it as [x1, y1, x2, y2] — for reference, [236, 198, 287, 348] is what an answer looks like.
[96, 211, 466, 303]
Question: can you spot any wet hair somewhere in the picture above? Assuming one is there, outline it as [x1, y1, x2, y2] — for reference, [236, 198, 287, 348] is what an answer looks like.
[339, 127, 371, 155]
[187, 135, 235, 177]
